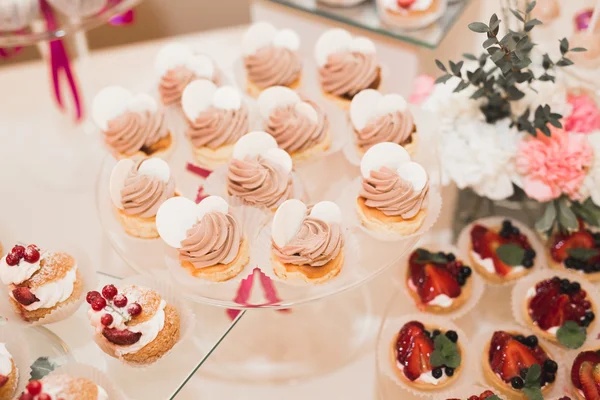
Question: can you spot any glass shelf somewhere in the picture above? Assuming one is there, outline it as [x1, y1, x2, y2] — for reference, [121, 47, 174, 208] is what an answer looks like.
[262, 0, 470, 49]
[0, 0, 142, 47]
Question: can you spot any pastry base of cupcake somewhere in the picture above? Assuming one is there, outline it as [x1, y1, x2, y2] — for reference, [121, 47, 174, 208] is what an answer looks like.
[9, 270, 83, 322]
[356, 132, 419, 158]
[356, 197, 426, 235]
[181, 239, 250, 282]
[272, 251, 344, 284]
[469, 246, 529, 284]
[545, 251, 600, 282]
[246, 76, 302, 99]
[192, 143, 235, 170]
[0, 359, 17, 400]
[290, 131, 332, 162]
[389, 330, 462, 391]
[405, 275, 472, 314]
[117, 209, 160, 239]
[111, 132, 175, 161]
[481, 335, 554, 399]
[377, 0, 442, 29]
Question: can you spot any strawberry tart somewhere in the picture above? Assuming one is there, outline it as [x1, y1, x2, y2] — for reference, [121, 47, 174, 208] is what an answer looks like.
[482, 330, 558, 399]
[445, 390, 501, 400]
[0, 343, 17, 400]
[17, 376, 107, 400]
[570, 348, 600, 399]
[548, 221, 600, 281]
[406, 248, 473, 314]
[390, 320, 464, 390]
[87, 284, 180, 365]
[0, 244, 83, 323]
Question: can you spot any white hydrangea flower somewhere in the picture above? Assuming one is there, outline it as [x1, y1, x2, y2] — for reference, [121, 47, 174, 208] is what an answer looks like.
[439, 118, 522, 201]
[511, 69, 571, 118]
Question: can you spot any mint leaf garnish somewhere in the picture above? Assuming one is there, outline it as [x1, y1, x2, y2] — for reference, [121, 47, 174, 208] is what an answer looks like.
[486, 396, 502, 400]
[414, 248, 449, 264]
[29, 356, 58, 380]
[557, 320, 587, 349]
[430, 334, 461, 368]
[568, 248, 599, 262]
[522, 364, 543, 400]
[496, 243, 525, 266]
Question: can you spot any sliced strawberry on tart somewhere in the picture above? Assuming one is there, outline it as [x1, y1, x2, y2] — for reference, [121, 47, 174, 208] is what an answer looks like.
[391, 320, 463, 390]
[483, 331, 557, 399]
[406, 248, 473, 314]
[469, 219, 537, 284]
[524, 276, 595, 348]
[548, 221, 600, 281]
[445, 390, 501, 400]
[571, 349, 600, 399]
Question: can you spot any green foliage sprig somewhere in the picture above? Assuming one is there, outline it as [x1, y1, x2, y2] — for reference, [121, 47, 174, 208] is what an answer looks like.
[434, 1, 586, 136]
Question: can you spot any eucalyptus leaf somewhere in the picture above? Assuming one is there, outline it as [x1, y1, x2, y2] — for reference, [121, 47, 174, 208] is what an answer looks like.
[535, 202, 556, 233]
[557, 58, 574, 66]
[526, 1, 537, 14]
[496, 243, 525, 266]
[463, 53, 477, 60]
[571, 47, 587, 52]
[558, 200, 579, 233]
[524, 19, 542, 31]
[510, 9, 525, 22]
[435, 74, 453, 84]
[560, 38, 569, 55]
[468, 22, 489, 33]
[483, 37, 497, 48]
[435, 59, 447, 72]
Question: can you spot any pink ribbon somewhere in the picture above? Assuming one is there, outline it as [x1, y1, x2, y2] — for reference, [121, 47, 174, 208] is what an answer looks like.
[186, 162, 212, 178]
[0, 46, 22, 58]
[109, 9, 134, 25]
[39, 0, 83, 121]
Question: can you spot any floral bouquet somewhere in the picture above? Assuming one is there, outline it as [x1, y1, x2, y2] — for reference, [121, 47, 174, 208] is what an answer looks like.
[413, 0, 600, 235]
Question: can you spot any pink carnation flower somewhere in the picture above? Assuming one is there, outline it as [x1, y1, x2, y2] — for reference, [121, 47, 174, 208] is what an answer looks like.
[565, 94, 600, 134]
[409, 75, 435, 105]
[516, 127, 593, 202]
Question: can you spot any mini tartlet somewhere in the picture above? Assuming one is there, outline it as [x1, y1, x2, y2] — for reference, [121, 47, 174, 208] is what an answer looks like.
[350, 90, 418, 156]
[157, 195, 250, 282]
[226, 131, 296, 211]
[181, 79, 249, 169]
[257, 86, 331, 162]
[377, 0, 445, 29]
[0, 343, 17, 400]
[482, 330, 558, 399]
[570, 348, 600, 399]
[466, 218, 538, 284]
[315, 28, 381, 109]
[155, 43, 222, 107]
[0, 244, 83, 323]
[547, 221, 600, 281]
[109, 158, 177, 239]
[86, 283, 180, 365]
[445, 389, 502, 400]
[406, 248, 473, 314]
[92, 86, 174, 160]
[18, 376, 108, 400]
[519, 274, 596, 347]
[356, 142, 429, 235]
[241, 22, 302, 97]
[270, 200, 344, 284]
[390, 320, 464, 390]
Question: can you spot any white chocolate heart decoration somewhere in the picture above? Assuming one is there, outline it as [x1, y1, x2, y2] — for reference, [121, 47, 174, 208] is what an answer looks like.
[212, 86, 242, 110]
[109, 159, 135, 209]
[271, 199, 307, 248]
[126, 93, 158, 114]
[257, 86, 301, 121]
[314, 28, 353, 67]
[92, 86, 134, 131]
[154, 43, 194, 76]
[360, 142, 411, 179]
[396, 161, 428, 192]
[186, 53, 215, 78]
[349, 37, 376, 54]
[271, 29, 300, 52]
[263, 148, 293, 174]
[294, 102, 318, 124]
[232, 131, 278, 160]
[242, 22, 278, 56]
[181, 79, 218, 121]
[309, 201, 342, 225]
[137, 158, 171, 183]
[197, 195, 229, 220]
[156, 195, 231, 248]
[350, 90, 408, 131]
[156, 197, 200, 248]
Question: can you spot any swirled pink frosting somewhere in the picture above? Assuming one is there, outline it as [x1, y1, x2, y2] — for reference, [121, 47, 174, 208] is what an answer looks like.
[360, 166, 428, 218]
[159, 65, 221, 106]
[227, 156, 293, 209]
[120, 161, 176, 218]
[319, 52, 379, 98]
[104, 109, 169, 156]
[272, 217, 343, 266]
[356, 110, 415, 151]
[178, 211, 242, 268]
[187, 106, 249, 150]
[244, 46, 302, 89]
[265, 101, 328, 153]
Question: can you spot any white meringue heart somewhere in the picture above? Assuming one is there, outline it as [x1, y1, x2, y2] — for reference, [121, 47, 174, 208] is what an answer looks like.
[257, 86, 301, 121]
[156, 197, 200, 248]
[309, 201, 341, 225]
[155, 43, 194, 76]
[396, 161, 428, 192]
[92, 86, 134, 131]
[314, 28, 353, 67]
[181, 79, 218, 121]
[294, 102, 318, 124]
[271, 199, 307, 248]
[137, 158, 171, 183]
[109, 159, 135, 209]
[360, 142, 411, 179]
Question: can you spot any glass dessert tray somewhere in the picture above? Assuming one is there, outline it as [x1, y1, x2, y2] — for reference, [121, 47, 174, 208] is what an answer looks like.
[258, 0, 471, 49]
